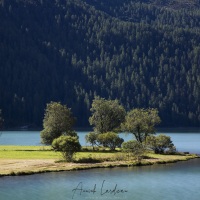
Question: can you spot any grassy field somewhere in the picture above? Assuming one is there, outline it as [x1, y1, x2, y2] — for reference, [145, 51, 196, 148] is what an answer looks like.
[0, 146, 122, 160]
[0, 145, 198, 161]
[0, 145, 60, 159]
[0, 145, 198, 176]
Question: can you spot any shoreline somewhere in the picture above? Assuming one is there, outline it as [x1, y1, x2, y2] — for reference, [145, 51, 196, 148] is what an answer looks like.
[0, 154, 199, 177]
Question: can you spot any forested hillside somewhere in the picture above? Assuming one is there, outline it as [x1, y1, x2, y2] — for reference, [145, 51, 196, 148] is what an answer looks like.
[0, 0, 200, 128]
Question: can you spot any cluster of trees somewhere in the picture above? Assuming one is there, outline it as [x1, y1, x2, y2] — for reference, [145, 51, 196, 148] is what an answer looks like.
[86, 131, 124, 151]
[85, 97, 175, 156]
[86, 97, 161, 146]
[122, 134, 175, 162]
[41, 99, 175, 161]
[1, 0, 200, 128]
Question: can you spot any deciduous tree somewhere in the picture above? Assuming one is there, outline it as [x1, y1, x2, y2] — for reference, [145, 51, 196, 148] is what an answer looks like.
[146, 134, 176, 154]
[85, 132, 98, 150]
[122, 108, 161, 143]
[89, 97, 126, 133]
[40, 102, 75, 145]
[97, 132, 124, 151]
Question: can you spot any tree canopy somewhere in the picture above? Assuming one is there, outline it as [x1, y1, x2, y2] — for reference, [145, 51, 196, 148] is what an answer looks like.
[52, 135, 81, 162]
[0, 110, 3, 130]
[122, 108, 161, 143]
[97, 132, 124, 151]
[89, 97, 126, 133]
[40, 102, 75, 145]
[146, 134, 176, 154]
[1, 0, 200, 128]
[85, 132, 99, 150]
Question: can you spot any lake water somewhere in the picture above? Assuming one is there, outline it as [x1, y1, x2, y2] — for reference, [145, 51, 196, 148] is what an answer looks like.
[0, 159, 200, 200]
[0, 130, 200, 200]
[0, 130, 200, 154]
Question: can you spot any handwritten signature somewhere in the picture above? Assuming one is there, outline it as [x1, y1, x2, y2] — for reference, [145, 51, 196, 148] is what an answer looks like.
[72, 180, 128, 199]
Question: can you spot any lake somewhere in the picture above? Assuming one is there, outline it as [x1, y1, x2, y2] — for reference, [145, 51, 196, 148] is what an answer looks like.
[0, 158, 200, 200]
[0, 130, 200, 200]
[0, 130, 200, 154]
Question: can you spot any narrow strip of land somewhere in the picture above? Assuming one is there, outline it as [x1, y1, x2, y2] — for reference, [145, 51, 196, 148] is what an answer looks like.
[0, 146, 198, 176]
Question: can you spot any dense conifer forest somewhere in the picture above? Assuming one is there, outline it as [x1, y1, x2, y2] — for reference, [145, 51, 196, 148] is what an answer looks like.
[0, 0, 200, 128]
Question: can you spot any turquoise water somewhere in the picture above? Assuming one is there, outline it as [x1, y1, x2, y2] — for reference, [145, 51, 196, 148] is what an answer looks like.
[0, 131, 42, 146]
[0, 159, 200, 200]
[0, 131, 200, 200]
[0, 131, 200, 153]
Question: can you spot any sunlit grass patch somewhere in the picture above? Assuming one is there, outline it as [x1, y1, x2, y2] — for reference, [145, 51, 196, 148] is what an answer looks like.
[0, 145, 59, 159]
[0, 145, 198, 161]
[146, 152, 197, 161]
[0, 145, 51, 151]
[0, 145, 199, 176]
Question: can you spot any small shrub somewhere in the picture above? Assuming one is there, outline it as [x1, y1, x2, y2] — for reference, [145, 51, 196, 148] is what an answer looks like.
[122, 140, 146, 162]
[75, 157, 102, 163]
[146, 134, 176, 154]
[97, 132, 124, 151]
[52, 135, 81, 162]
[10, 171, 16, 176]
[85, 132, 99, 150]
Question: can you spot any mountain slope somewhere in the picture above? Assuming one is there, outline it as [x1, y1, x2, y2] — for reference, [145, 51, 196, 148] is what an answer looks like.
[0, 0, 200, 128]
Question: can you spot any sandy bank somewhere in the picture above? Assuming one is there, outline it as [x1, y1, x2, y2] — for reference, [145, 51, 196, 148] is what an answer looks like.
[0, 154, 198, 176]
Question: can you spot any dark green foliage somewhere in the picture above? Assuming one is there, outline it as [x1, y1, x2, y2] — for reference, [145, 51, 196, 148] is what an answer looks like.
[40, 102, 75, 145]
[97, 132, 124, 151]
[122, 108, 161, 143]
[85, 132, 98, 150]
[74, 156, 102, 163]
[89, 97, 126, 133]
[0, 0, 200, 128]
[0, 110, 3, 130]
[65, 130, 79, 138]
[52, 135, 81, 162]
[122, 140, 146, 161]
[146, 134, 176, 154]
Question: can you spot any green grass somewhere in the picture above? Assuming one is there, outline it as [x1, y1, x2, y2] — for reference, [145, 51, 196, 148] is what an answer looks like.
[0, 145, 51, 151]
[0, 145, 60, 159]
[0, 145, 198, 176]
[146, 152, 197, 161]
[0, 146, 127, 161]
[0, 145, 198, 161]
[75, 151, 125, 162]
